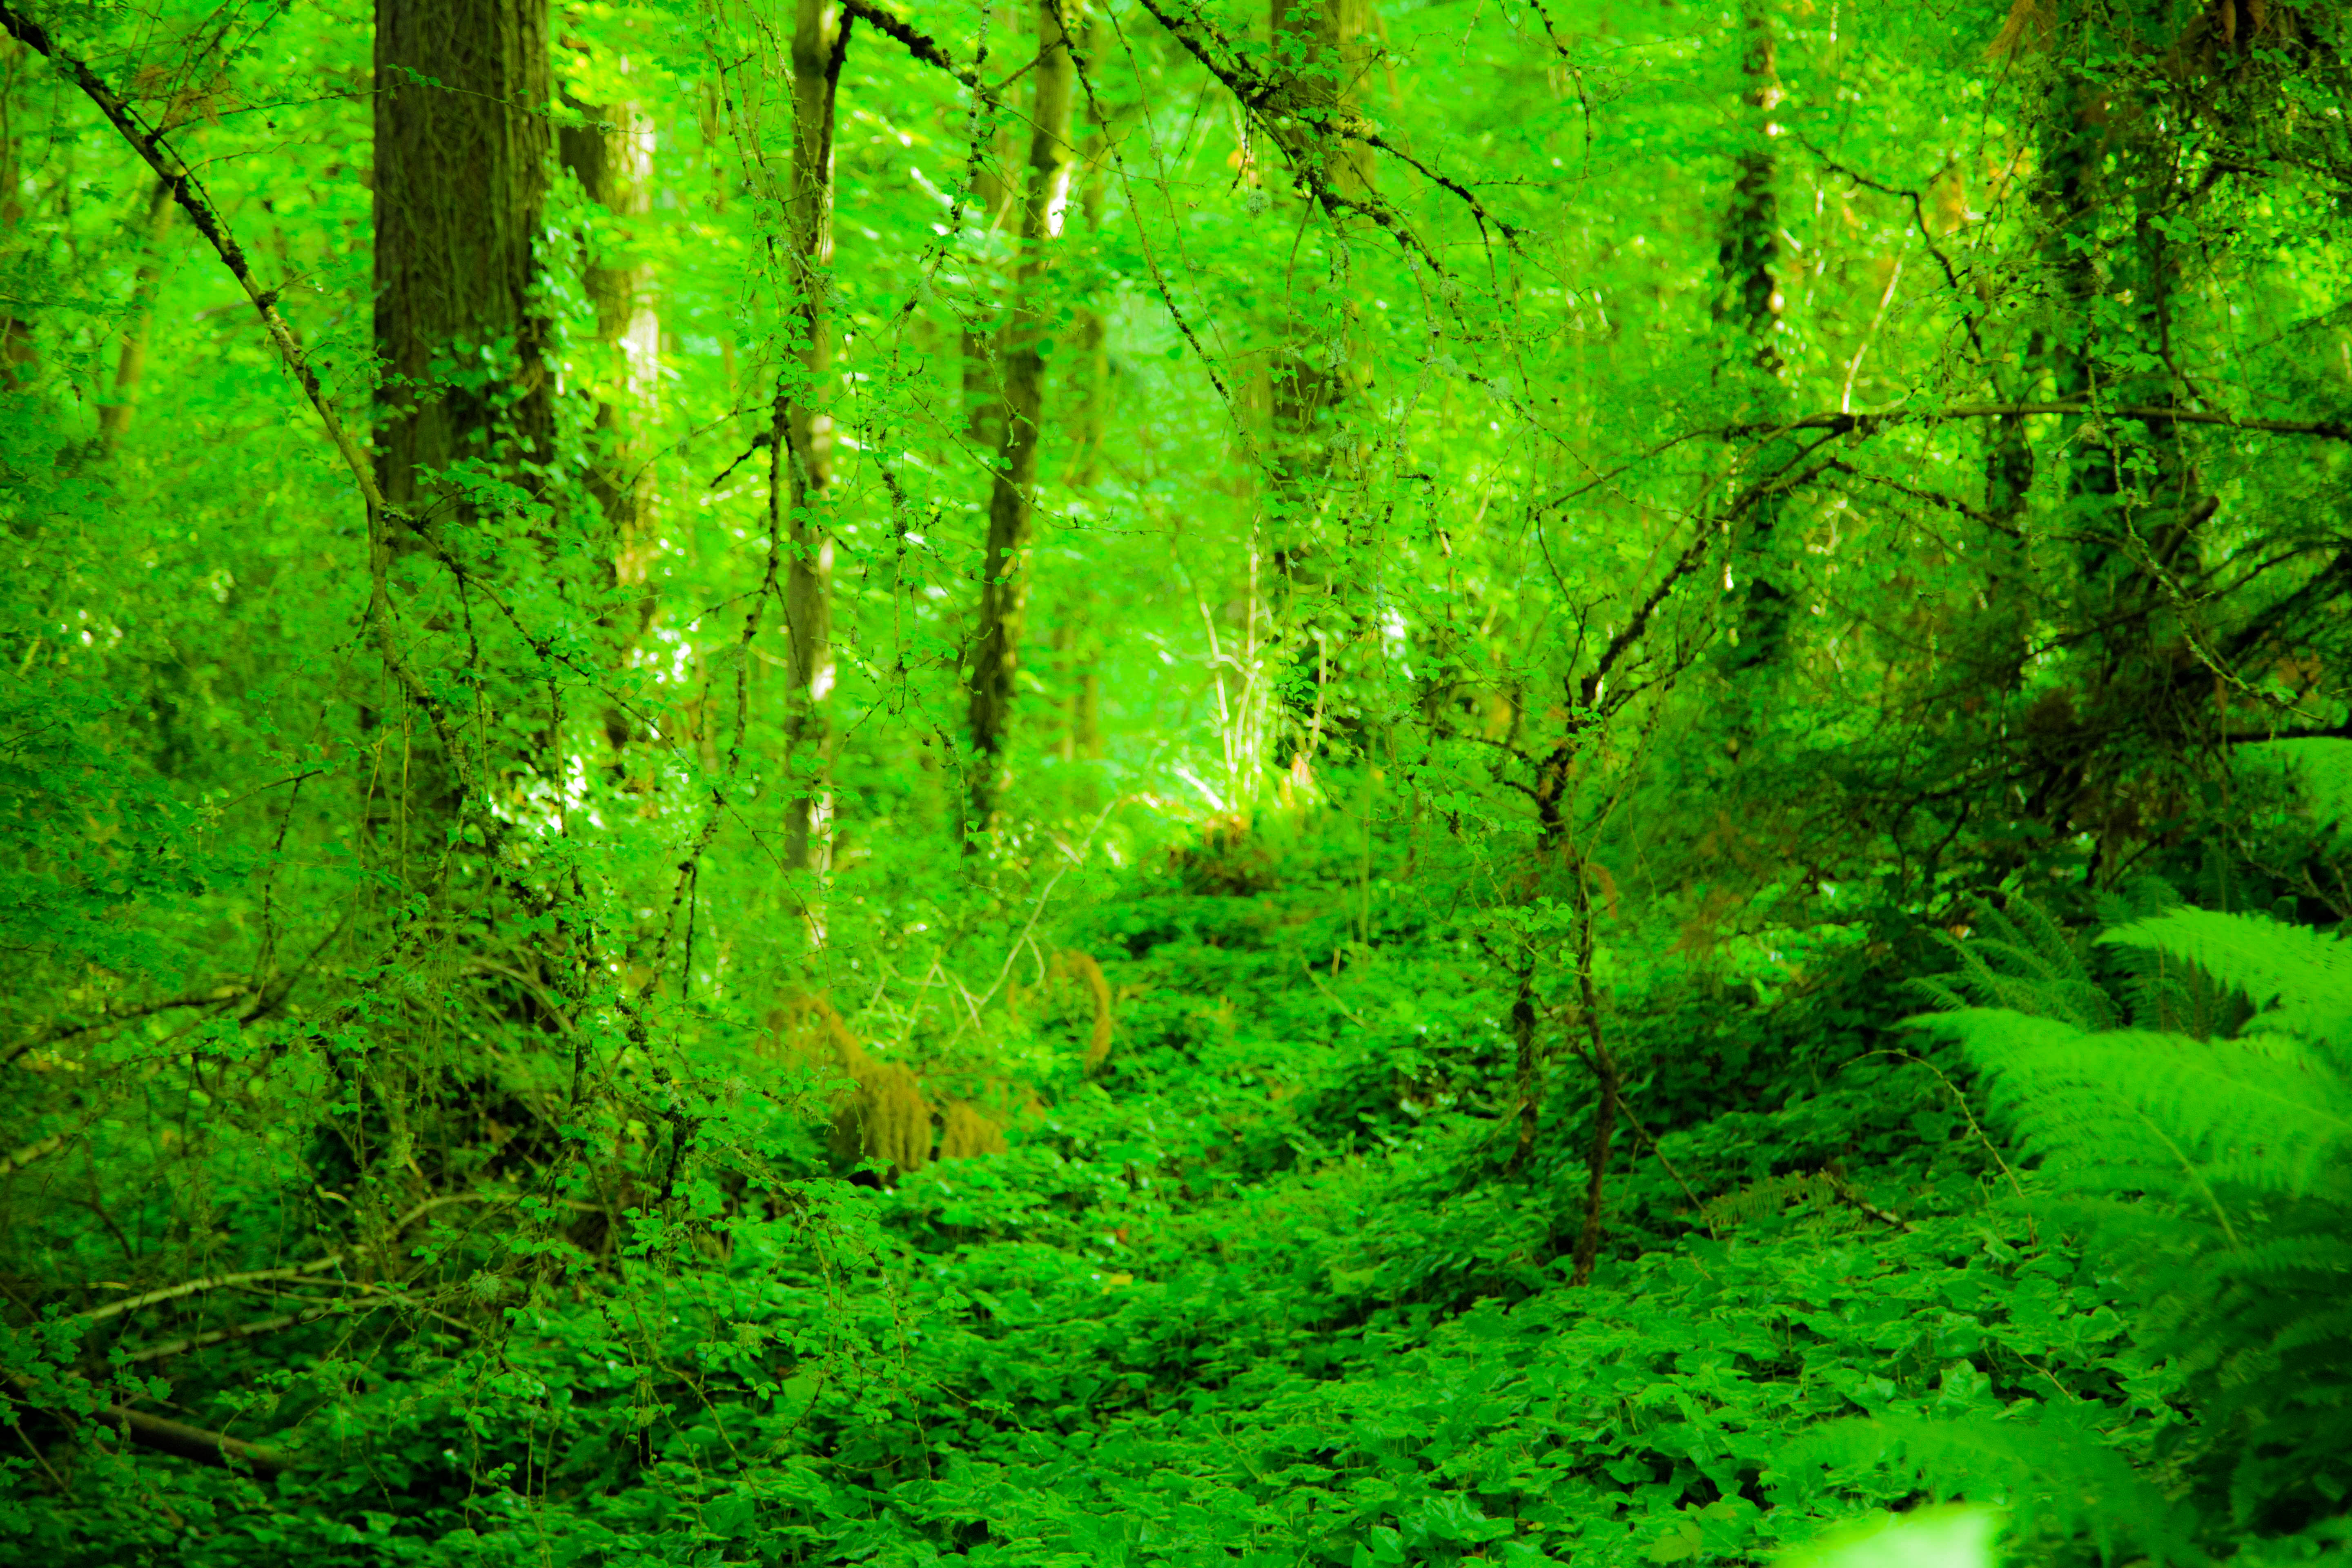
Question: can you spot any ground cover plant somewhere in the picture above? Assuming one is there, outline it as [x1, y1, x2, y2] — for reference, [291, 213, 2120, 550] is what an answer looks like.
[2, 0, 2350, 1561]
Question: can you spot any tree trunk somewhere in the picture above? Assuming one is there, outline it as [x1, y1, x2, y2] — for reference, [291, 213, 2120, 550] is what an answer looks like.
[370, 0, 552, 880]
[772, 0, 845, 919]
[960, 126, 1018, 451]
[1066, 18, 1112, 491]
[964, 0, 1081, 843]
[1266, 0, 1372, 550]
[1718, 0, 1789, 684]
[557, 86, 660, 762]
[96, 178, 175, 451]
[1264, 0, 1374, 771]
[374, 0, 552, 522]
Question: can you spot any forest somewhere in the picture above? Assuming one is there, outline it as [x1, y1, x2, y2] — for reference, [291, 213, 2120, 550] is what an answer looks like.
[1, 0, 2350, 1559]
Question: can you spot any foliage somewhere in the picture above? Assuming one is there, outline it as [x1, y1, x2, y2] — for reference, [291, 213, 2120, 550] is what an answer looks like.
[2, 0, 2350, 1561]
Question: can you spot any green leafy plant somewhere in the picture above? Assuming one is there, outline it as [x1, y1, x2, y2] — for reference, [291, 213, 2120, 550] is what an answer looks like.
[1911, 902, 2352, 1535]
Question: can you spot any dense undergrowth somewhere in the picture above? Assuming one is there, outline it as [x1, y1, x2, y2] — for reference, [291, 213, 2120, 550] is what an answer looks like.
[7, 779, 2351, 1568]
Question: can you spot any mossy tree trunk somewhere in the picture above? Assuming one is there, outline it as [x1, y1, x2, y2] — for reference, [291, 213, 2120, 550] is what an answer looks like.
[964, 0, 1082, 844]
[558, 82, 661, 765]
[773, 0, 846, 923]
[370, 0, 552, 887]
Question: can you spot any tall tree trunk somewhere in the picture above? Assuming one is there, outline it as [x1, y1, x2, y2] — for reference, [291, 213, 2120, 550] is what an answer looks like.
[1718, 0, 1789, 685]
[371, 0, 552, 882]
[1263, 0, 1374, 773]
[557, 87, 660, 762]
[96, 178, 175, 451]
[2036, 58, 2199, 634]
[964, 0, 1081, 843]
[1055, 31, 1111, 800]
[1266, 0, 1371, 557]
[960, 127, 1019, 452]
[773, 0, 845, 920]
[1066, 32, 1111, 492]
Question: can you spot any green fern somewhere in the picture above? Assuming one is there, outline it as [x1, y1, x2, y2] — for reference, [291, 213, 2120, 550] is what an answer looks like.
[1698, 1169, 1845, 1228]
[1770, 1408, 2199, 1565]
[1907, 904, 2352, 1535]
[1907, 898, 2115, 1031]
[2101, 906, 2352, 1053]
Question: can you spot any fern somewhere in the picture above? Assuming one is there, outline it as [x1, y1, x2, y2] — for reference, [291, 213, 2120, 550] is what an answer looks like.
[2101, 906, 2352, 1054]
[1907, 898, 2116, 1031]
[1907, 903, 2352, 1535]
[1770, 1408, 2201, 1565]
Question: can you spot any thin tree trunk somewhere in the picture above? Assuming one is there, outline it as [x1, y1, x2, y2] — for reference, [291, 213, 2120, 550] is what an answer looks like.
[96, 178, 175, 451]
[772, 0, 847, 921]
[1507, 961, 1540, 1170]
[1568, 1031, 1619, 1286]
[558, 88, 661, 762]
[960, 127, 1018, 451]
[1566, 853, 1616, 1284]
[1265, 0, 1373, 767]
[1266, 0, 1372, 550]
[1719, 0, 1788, 683]
[964, 0, 1081, 843]
[1056, 36, 1111, 800]
[1066, 19, 1112, 490]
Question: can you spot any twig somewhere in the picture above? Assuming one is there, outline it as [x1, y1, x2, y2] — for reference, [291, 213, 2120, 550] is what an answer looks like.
[1300, 962, 1368, 1028]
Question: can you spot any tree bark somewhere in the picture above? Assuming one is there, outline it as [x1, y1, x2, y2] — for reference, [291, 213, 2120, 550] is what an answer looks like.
[960, 125, 1018, 452]
[1264, 0, 1374, 770]
[1718, 0, 1789, 684]
[772, 0, 847, 917]
[964, 0, 1081, 842]
[370, 0, 553, 879]
[374, 0, 552, 523]
[1266, 0, 1372, 548]
[558, 85, 661, 760]
[0, 38, 36, 389]
[96, 178, 175, 450]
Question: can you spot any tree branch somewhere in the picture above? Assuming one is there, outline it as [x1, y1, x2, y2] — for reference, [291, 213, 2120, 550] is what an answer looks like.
[2, 1370, 301, 1477]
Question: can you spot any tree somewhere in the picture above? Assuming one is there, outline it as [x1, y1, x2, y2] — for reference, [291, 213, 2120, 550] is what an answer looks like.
[558, 68, 662, 762]
[963, 0, 1082, 842]
[369, 0, 553, 886]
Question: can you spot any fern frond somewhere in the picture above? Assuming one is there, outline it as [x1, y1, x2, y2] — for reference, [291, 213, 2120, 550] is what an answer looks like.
[2091, 875, 2185, 931]
[1913, 905, 2352, 1534]
[1909, 1013, 2352, 1207]
[2100, 907, 2352, 1049]
[1769, 1411, 2201, 1564]
[1926, 898, 2117, 1030]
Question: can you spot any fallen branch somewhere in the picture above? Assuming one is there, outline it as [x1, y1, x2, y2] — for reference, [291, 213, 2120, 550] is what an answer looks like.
[2, 1370, 302, 1477]
[0, 1131, 70, 1179]
[117, 1304, 347, 1365]
[3, 985, 251, 1069]
[74, 1254, 355, 1326]
[69, 1192, 503, 1325]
